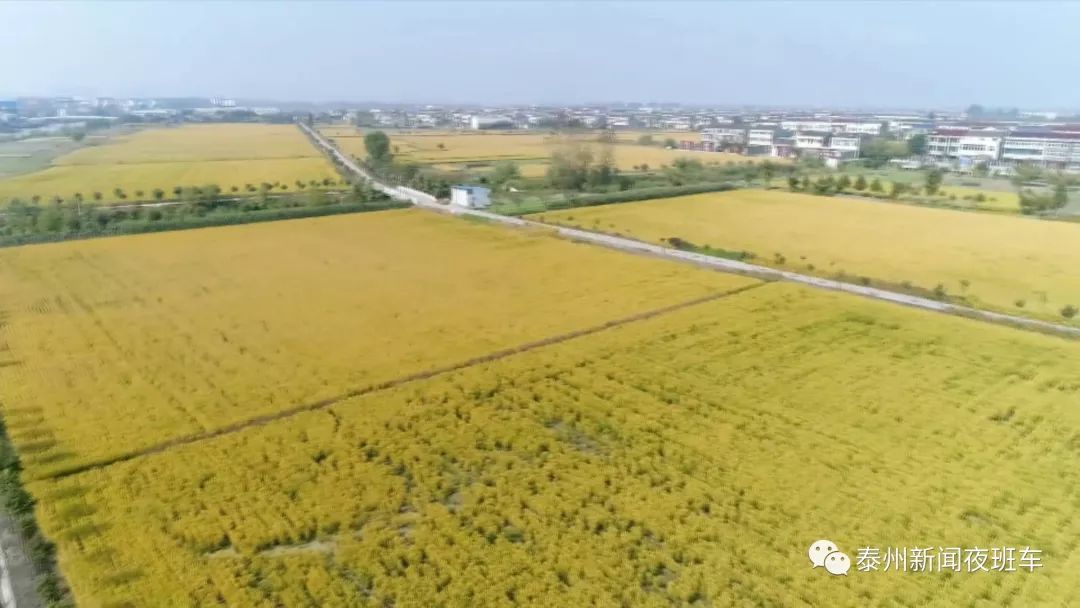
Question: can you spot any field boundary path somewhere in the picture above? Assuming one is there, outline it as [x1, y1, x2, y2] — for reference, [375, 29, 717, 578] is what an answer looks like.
[302, 123, 1080, 341]
[0, 509, 42, 608]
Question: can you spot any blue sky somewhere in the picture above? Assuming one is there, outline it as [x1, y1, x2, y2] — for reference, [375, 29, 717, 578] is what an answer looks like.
[1, 1, 1077, 109]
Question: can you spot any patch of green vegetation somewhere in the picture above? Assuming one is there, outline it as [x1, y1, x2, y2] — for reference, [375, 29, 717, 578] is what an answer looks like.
[661, 236, 756, 261]
[0, 196, 407, 248]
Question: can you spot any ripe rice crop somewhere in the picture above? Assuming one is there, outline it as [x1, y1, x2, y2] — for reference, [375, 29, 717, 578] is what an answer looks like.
[535, 189, 1080, 319]
[30, 282, 1080, 606]
[0, 209, 751, 479]
[0, 124, 338, 204]
[58, 124, 324, 164]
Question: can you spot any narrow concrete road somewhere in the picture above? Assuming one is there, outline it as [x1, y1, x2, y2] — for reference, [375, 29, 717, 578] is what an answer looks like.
[298, 123, 436, 206]
[303, 123, 1080, 341]
[0, 510, 43, 608]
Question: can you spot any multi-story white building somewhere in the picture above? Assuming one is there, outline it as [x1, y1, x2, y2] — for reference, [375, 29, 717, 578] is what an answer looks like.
[659, 117, 693, 130]
[927, 128, 1004, 160]
[1002, 130, 1080, 167]
[780, 119, 881, 136]
[828, 134, 862, 157]
[701, 127, 746, 146]
[747, 128, 776, 147]
[794, 131, 829, 149]
[834, 121, 882, 135]
[890, 121, 935, 140]
[781, 119, 832, 132]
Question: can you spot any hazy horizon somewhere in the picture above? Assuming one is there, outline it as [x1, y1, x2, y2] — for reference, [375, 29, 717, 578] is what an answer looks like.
[2, 1, 1079, 110]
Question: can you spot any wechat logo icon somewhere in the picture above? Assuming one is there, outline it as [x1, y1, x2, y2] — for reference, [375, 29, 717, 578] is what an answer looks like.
[809, 539, 851, 576]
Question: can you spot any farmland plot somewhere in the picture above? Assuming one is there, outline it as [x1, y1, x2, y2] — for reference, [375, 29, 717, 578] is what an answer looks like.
[0, 209, 752, 479]
[535, 189, 1080, 319]
[0, 124, 339, 204]
[31, 282, 1080, 607]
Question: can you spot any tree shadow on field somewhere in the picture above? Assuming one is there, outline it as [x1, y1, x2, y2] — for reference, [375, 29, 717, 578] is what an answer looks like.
[29, 450, 76, 466]
[101, 567, 144, 587]
[41, 483, 89, 502]
[1, 405, 44, 419]
[57, 520, 111, 542]
[16, 438, 56, 454]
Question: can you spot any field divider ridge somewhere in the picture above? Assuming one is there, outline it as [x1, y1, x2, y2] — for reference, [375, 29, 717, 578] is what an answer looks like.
[41, 281, 767, 481]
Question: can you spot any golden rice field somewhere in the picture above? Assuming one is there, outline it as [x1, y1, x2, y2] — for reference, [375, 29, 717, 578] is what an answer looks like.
[534, 189, 1080, 319]
[58, 124, 322, 164]
[0, 209, 750, 479]
[322, 128, 761, 176]
[0, 124, 338, 204]
[27, 281, 1080, 607]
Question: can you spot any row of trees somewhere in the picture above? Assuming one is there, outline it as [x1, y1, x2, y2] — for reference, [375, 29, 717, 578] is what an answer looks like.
[355, 131, 452, 199]
[790, 174, 880, 195]
[788, 168, 976, 200]
[1006, 164, 1071, 214]
[636, 134, 679, 149]
[787, 174, 945, 198]
[4, 177, 348, 209]
[545, 142, 797, 193]
[1, 180, 392, 244]
[1019, 184, 1068, 214]
[546, 141, 621, 191]
[859, 136, 923, 167]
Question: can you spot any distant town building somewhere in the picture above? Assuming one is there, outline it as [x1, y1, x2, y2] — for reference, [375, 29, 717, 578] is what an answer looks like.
[659, 118, 692, 130]
[781, 119, 832, 132]
[683, 126, 860, 161]
[470, 115, 513, 130]
[927, 127, 1005, 161]
[129, 109, 179, 118]
[1020, 111, 1059, 121]
[747, 128, 777, 147]
[450, 184, 492, 209]
[701, 127, 746, 146]
[834, 121, 882, 136]
[794, 131, 829, 150]
[780, 119, 881, 136]
[827, 133, 862, 158]
[1002, 128, 1080, 168]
